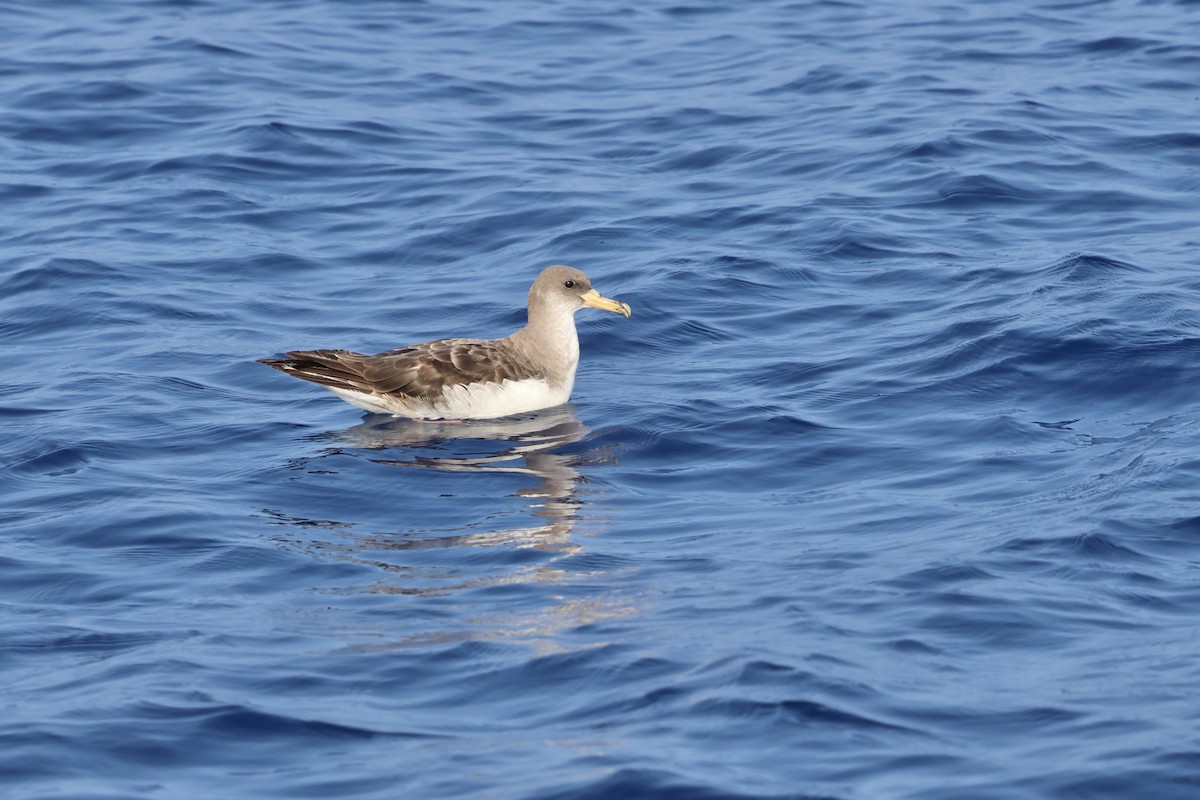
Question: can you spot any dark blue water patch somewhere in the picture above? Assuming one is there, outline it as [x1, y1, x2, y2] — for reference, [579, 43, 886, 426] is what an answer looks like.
[10, 442, 98, 477]
[1, 561, 156, 606]
[533, 769, 843, 800]
[0, 701, 437, 786]
[163, 702, 433, 741]
[1043, 251, 1149, 281]
[10, 78, 155, 111]
[1114, 130, 1200, 159]
[1, 626, 168, 664]
[756, 65, 876, 96]
[1041, 771, 1200, 800]
[0, 181, 53, 201]
[1073, 35, 1162, 54]
[0, 257, 131, 297]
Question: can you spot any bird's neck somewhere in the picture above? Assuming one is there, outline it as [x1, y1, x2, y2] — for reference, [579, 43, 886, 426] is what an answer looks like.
[510, 307, 580, 387]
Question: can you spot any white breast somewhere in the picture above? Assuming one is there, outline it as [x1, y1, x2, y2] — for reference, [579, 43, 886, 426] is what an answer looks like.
[330, 377, 572, 421]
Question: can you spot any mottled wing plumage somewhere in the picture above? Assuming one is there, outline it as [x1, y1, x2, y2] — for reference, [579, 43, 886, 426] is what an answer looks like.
[258, 338, 543, 403]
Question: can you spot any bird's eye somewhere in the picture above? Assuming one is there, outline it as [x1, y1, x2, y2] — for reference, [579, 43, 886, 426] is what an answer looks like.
[563, 280, 575, 288]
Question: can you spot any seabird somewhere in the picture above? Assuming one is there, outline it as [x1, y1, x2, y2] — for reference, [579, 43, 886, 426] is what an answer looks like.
[258, 265, 631, 420]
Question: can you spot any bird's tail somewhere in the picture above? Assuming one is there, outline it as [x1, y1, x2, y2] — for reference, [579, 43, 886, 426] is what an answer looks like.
[257, 349, 372, 393]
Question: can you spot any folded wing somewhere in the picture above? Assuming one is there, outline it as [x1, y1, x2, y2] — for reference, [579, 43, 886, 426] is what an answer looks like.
[258, 338, 543, 403]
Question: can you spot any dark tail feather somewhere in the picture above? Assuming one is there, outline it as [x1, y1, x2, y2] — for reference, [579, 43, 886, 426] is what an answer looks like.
[257, 349, 371, 392]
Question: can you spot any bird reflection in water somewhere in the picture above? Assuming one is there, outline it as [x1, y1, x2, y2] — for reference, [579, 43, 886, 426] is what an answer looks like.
[266, 405, 637, 651]
[349, 405, 595, 553]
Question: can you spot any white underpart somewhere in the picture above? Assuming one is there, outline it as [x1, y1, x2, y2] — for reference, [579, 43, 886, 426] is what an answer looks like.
[329, 376, 573, 420]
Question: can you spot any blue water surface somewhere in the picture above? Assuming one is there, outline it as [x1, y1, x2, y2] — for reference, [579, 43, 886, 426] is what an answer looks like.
[4, 1, 1200, 798]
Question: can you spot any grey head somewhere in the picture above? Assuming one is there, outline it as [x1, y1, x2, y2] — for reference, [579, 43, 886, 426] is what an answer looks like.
[528, 265, 631, 319]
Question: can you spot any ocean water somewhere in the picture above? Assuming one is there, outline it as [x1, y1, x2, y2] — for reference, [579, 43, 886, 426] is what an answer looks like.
[4, 0, 1200, 797]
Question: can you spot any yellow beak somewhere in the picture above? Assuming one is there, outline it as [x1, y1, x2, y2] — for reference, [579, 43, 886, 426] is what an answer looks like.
[581, 288, 632, 318]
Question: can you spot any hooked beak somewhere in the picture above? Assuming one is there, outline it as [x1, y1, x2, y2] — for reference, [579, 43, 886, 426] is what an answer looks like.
[581, 288, 632, 318]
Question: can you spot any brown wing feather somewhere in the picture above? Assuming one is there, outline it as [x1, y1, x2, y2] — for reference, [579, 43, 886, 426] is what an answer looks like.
[258, 338, 542, 403]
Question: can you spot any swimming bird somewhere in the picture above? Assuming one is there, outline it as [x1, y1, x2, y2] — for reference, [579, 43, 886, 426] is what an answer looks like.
[258, 265, 631, 420]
